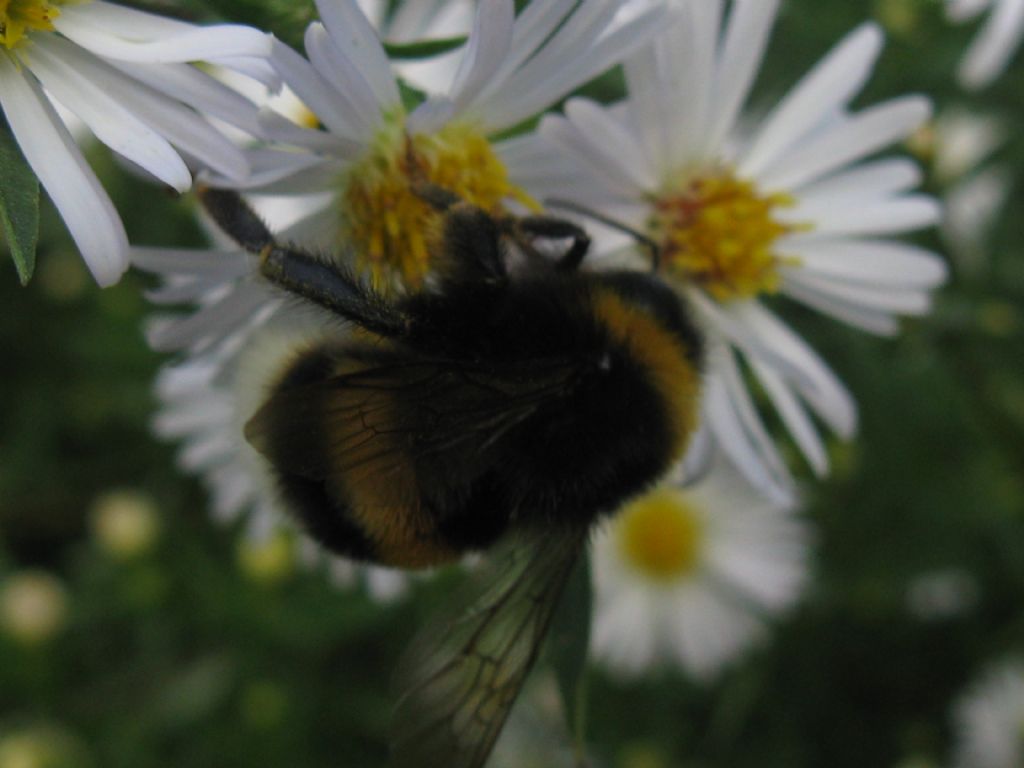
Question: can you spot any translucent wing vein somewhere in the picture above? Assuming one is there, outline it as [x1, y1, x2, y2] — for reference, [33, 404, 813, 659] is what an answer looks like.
[390, 526, 588, 768]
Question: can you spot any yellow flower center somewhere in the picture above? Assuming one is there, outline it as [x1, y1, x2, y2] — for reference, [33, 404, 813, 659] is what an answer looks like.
[0, 0, 62, 50]
[648, 170, 800, 302]
[617, 487, 704, 582]
[341, 115, 537, 292]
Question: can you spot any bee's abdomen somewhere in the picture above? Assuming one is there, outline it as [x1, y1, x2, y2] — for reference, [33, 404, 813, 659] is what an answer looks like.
[250, 344, 460, 569]
[252, 345, 378, 561]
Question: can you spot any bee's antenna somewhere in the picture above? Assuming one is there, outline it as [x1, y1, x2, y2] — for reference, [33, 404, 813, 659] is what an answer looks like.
[544, 198, 661, 272]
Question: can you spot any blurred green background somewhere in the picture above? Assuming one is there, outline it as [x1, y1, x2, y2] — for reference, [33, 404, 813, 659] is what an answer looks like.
[2, 1, 1024, 766]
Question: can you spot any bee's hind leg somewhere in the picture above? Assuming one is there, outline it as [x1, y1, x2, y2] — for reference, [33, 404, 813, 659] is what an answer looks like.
[197, 185, 274, 253]
[196, 186, 410, 340]
[509, 215, 592, 272]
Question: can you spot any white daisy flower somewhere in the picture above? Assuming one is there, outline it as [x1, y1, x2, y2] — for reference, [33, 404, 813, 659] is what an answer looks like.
[0, 0, 273, 286]
[953, 659, 1024, 768]
[590, 459, 812, 682]
[947, 0, 1024, 89]
[522, 1, 946, 501]
[139, 0, 668, 357]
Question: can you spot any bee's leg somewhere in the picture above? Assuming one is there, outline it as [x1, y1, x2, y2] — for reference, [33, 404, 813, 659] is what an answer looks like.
[198, 184, 275, 252]
[197, 187, 410, 339]
[544, 198, 662, 271]
[511, 216, 592, 272]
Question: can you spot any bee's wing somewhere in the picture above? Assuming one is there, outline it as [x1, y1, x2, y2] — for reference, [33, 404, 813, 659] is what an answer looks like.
[244, 356, 580, 482]
[390, 525, 589, 768]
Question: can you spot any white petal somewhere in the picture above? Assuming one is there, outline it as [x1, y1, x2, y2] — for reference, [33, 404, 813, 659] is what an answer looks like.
[623, 35, 673, 178]
[626, 0, 720, 169]
[304, 22, 380, 138]
[114, 62, 266, 139]
[667, 583, 763, 681]
[154, 394, 234, 438]
[407, 96, 457, 134]
[702, 346, 795, 504]
[255, 110, 365, 158]
[740, 23, 884, 177]
[466, 0, 621, 129]
[488, 0, 576, 84]
[679, 422, 715, 486]
[0, 60, 127, 286]
[565, 99, 657, 189]
[705, 0, 779, 155]
[356, 0, 388, 30]
[208, 461, 256, 522]
[315, 0, 400, 108]
[947, 0, 992, 22]
[690, 291, 817, 392]
[539, 109, 650, 197]
[42, 35, 250, 182]
[391, 0, 476, 91]
[270, 38, 366, 142]
[780, 281, 899, 336]
[474, 0, 667, 133]
[758, 96, 932, 192]
[200, 149, 331, 192]
[729, 302, 857, 438]
[55, 5, 271, 62]
[131, 248, 250, 279]
[789, 158, 923, 203]
[666, 0, 723, 164]
[958, 0, 1024, 88]
[783, 239, 948, 288]
[212, 55, 282, 89]
[446, 0, 515, 113]
[30, 38, 191, 192]
[592, 587, 658, 675]
[65, 0, 197, 37]
[497, 132, 582, 193]
[749, 359, 828, 475]
[704, 513, 810, 611]
[147, 287, 273, 352]
[784, 195, 941, 236]
[782, 269, 934, 315]
[145, 279, 229, 305]
[179, 429, 235, 472]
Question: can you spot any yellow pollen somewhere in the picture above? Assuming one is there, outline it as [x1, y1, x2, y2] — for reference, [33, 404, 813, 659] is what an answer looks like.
[0, 0, 63, 50]
[648, 170, 803, 302]
[617, 487, 704, 582]
[341, 118, 537, 293]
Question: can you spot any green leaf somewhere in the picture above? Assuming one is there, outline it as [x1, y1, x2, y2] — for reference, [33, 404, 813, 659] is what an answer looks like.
[546, 548, 592, 755]
[398, 79, 428, 113]
[384, 35, 466, 60]
[0, 117, 40, 286]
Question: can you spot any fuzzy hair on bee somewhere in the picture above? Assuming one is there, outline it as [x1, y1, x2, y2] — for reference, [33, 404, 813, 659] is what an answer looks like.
[197, 183, 705, 768]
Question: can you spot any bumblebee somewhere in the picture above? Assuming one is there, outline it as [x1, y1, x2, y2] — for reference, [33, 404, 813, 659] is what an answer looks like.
[198, 185, 704, 768]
